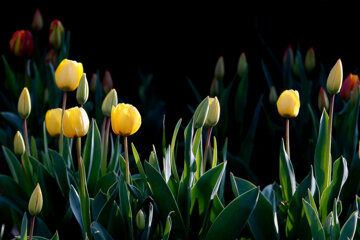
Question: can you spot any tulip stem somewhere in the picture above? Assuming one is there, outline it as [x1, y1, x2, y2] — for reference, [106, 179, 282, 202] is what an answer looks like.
[101, 116, 107, 152]
[329, 95, 335, 151]
[286, 118, 290, 157]
[23, 119, 31, 156]
[101, 117, 111, 175]
[124, 136, 130, 184]
[203, 127, 213, 174]
[29, 215, 35, 240]
[59, 92, 67, 156]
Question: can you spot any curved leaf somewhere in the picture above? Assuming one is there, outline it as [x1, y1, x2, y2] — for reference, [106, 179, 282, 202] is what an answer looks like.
[302, 199, 325, 240]
[91, 221, 114, 240]
[205, 188, 259, 240]
[339, 211, 358, 240]
[279, 139, 296, 202]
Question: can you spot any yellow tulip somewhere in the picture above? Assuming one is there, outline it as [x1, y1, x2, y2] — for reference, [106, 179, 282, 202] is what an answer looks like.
[204, 97, 220, 127]
[111, 103, 141, 136]
[14, 131, 25, 156]
[326, 59, 343, 95]
[276, 90, 300, 118]
[45, 108, 63, 137]
[55, 59, 84, 91]
[28, 183, 43, 216]
[18, 87, 31, 119]
[63, 107, 89, 138]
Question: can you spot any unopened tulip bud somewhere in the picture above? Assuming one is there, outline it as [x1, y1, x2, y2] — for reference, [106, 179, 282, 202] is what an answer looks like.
[135, 210, 145, 230]
[32, 9, 43, 32]
[305, 47, 316, 73]
[237, 53, 248, 78]
[102, 89, 118, 117]
[326, 59, 343, 95]
[49, 20, 64, 50]
[204, 97, 220, 127]
[340, 73, 358, 101]
[90, 73, 98, 93]
[318, 87, 329, 112]
[102, 70, 113, 94]
[277, 90, 300, 118]
[149, 151, 157, 169]
[210, 77, 219, 97]
[9, 30, 34, 58]
[18, 87, 31, 119]
[350, 84, 360, 106]
[77, 73, 89, 105]
[292, 55, 300, 78]
[193, 96, 210, 129]
[28, 183, 43, 216]
[283, 45, 294, 67]
[14, 131, 25, 156]
[269, 86, 278, 106]
[214, 56, 224, 81]
[45, 48, 58, 66]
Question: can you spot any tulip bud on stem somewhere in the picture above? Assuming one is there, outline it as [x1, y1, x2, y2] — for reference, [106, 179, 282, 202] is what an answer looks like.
[101, 117, 111, 175]
[59, 92, 67, 155]
[23, 119, 31, 156]
[124, 136, 130, 184]
[202, 127, 213, 174]
[286, 119, 290, 157]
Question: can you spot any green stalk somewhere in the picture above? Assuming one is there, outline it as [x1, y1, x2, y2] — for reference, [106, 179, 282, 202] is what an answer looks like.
[124, 136, 130, 184]
[76, 137, 91, 239]
[29, 216, 35, 240]
[23, 119, 31, 156]
[101, 117, 111, 175]
[59, 92, 67, 156]
[202, 127, 213, 174]
[286, 118, 290, 157]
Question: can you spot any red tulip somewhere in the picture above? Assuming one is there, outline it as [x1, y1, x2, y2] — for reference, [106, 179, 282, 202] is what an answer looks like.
[340, 73, 359, 101]
[9, 30, 34, 57]
[49, 20, 64, 50]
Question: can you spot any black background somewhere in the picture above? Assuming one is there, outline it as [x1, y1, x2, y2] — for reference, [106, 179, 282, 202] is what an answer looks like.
[1, 4, 360, 185]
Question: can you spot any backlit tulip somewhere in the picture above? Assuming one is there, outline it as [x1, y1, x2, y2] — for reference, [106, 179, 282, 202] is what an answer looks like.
[14, 131, 25, 156]
[340, 73, 359, 101]
[102, 89, 118, 117]
[63, 107, 89, 138]
[28, 183, 43, 216]
[215, 56, 224, 81]
[326, 59, 343, 95]
[32, 8, 43, 31]
[55, 59, 84, 91]
[193, 97, 210, 129]
[111, 104, 141, 136]
[318, 87, 329, 111]
[277, 90, 300, 118]
[18, 87, 31, 119]
[9, 30, 34, 57]
[204, 97, 220, 127]
[305, 47, 315, 73]
[45, 108, 62, 137]
[49, 20, 64, 50]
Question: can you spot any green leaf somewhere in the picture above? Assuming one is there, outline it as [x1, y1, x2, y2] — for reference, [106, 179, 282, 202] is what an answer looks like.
[149, 146, 161, 173]
[163, 145, 172, 183]
[234, 71, 248, 133]
[205, 188, 259, 240]
[144, 161, 185, 235]
[69, 185, 84, 233]
[209, 194, 224, 223]
[339, 211, 358, 240]
[42, 122, 51, 170]
[91, 221, 114, 240]
[20, 212, 27, 240]
[21, 154, 34, 188]
[230, 173, 279, 240]
[170, 119, 181, 181]
[143, 203, 154, 240]
[279, 139, 296, 202]
[31, 137, 38, 159]
[49, 150, 70, 197]
[50, 231, 60, 240]
[92, 191, 108, 221]
[96, 172, 117, 194]
[132, 143, 147, 186]
[83, 119, 102, 196]
[285, 166, 318, 239]
[2, 55, 18, 96]
[108, 135, 121, 173]
[186, 76, 202, 103]
[302, 199, 325, 240]
[118, 175, 133, 240]
[319, 157, 348, 223]
[162, 212, 173, 240]
[2, 146, 31, 195]
[191, 162, 226, 216]
[0, 112, 22, 132]
[211, 137, 218, 168]
[314, 110, 331, 194]
[0, 175, 27, 211]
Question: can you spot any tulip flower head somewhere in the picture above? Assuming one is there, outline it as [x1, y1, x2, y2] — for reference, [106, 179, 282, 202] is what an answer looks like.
[340, 73, 359, 101]
[28, 183, 43, 216]
[55, 59, 84, 91]
[49, 20, 64, 50]
[14, 131, 25, 156]
[318, 87, 329, 112]
[76, 73, 89, 105]
[45, 108, 63, 137]
[9, 30, 34, 57]
[102, 70, 113, 94]
[215, 56, 224, 81]
[305, 47, 316, 73]
[204, 97, 220, 127]
[111, 103, 141, 136]
[102, 89, 118, 117]
[18, 87, 31, 119]
[193, 96, 210, 129]
[277, 90, 300, 118]
[63, 107, 89, 138]
[135, 210, 145, 230]
[32, 8, 43, 31]
[237, 53, 248, 78]
[326, 59, 343, 95]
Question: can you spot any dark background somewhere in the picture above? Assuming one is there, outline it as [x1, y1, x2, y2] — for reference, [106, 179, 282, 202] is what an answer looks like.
[1, 4, 360, 185]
